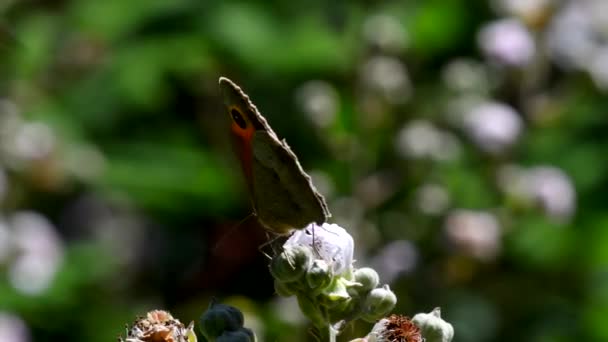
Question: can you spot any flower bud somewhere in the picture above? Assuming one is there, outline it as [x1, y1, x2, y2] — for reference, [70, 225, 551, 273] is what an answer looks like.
[412, 308, 454, 342]
[353, 267, 380, 295]
[269, 245, 313, 282]
[361, 285, 397, 322]
[199, 300, 244, 340]
[306, 259, 333, 292]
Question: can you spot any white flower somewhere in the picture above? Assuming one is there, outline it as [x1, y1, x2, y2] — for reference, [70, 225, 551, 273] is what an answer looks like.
[0, 312, 30, 342]
[444, 209, 502, 261]
[416, 183, 450, 216]
[498, 165, 576, 222]
[462, 101, 523, 154]
[442, 59, 490, 93]
[370, 240, 418, 284]
[478, 19, 535, 66]
[9, 211, 64, 295]
[361, 56, 412, 104]
[363, 14, 408, 53]
[396, 120, 461, 161]
[285, 223, 354, 276]
[528, 167, 576, 222]
[296, 80, 339, 128]
[546, 2, 597, 70]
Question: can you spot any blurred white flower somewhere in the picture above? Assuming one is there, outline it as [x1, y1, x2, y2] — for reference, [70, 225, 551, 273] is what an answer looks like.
[285, 223, 353, 276]
[369, 240, 418, 284]
[416, 183, 450, 215]
[356, 171, 399, 209]
[11, 122, 55, 161]
[396, 120, 439, 158]
[9, 253, 60, 295]
[9, 211, 63, 295]
[331, 196, 365, 235]
[442, 59, 490, 93]
[546, 2, 598, 70]
[363, 14, 408, 53]
[396, 120, 462, 161]
[64, 144, 107, 182]
[361, 56, 412, 104]
[444, 209, 502, 262]
[585, 0, 608, 35]
[296, 80, 339, 128]
[462, 101, 523, 154]
[478, 19, 535, 66]
[498, 165, 576, 222]
[0, 312, 30, 342]
[11, 211, 62, 257]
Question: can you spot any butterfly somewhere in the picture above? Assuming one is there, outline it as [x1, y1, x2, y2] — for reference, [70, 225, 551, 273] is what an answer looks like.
[219, 77, 331, 235]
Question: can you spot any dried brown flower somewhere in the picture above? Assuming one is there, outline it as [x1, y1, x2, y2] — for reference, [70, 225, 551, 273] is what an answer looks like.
[381, 314, 422, 342]
[119, 310, 196, 342]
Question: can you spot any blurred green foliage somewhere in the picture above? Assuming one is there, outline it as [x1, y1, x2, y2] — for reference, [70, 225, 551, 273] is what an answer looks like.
[1, 0, 608, 341]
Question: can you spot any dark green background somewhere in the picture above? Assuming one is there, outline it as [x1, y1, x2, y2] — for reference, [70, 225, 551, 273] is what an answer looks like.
[0, 1, 606, 341]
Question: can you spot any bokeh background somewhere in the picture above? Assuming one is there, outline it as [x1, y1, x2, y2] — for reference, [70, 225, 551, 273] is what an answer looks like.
[1, 0, 607, 341]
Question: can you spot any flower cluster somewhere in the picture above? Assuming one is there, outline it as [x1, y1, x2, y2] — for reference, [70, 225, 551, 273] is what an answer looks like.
[270, 223, 397, 331]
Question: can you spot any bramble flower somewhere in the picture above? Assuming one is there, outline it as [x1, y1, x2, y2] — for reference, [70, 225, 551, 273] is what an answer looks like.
[272, 223, 396, 333]
[284, 223, 354, 276]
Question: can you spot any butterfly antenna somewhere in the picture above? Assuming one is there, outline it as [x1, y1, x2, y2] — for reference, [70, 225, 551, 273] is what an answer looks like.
[211, 212, 255, 256]
[257, 231, 286, 260]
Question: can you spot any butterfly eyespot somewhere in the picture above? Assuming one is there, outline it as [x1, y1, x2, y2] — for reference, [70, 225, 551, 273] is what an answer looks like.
[230, 108, 247, 130]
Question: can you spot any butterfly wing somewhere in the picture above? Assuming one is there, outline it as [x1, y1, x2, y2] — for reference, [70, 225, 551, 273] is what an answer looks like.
[251, 130, 331, 234]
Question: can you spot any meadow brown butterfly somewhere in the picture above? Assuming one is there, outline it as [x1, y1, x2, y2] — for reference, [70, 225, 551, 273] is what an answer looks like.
[219, 77, 331, 235]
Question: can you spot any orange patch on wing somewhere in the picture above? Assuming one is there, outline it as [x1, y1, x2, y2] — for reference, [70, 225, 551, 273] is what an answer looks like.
[229, 106, 256, 200]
